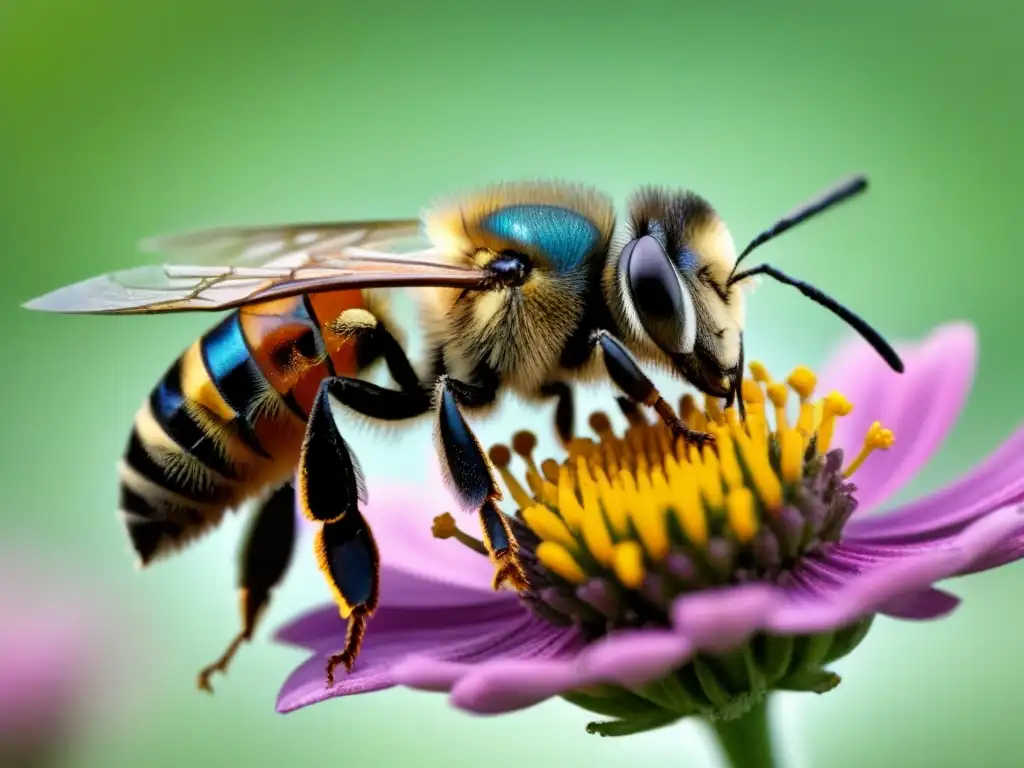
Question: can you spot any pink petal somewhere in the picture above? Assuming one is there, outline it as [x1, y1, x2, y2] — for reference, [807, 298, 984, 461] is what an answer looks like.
[398, 627, 691, 715]
[817, 322, 977, 514]
[672, 504, 1024, 651]
[275, 599, 539, 713]
[848, 423, 1024, 541]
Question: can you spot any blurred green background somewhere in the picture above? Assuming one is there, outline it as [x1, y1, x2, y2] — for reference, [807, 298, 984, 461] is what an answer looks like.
[2, 0, 1022, 765]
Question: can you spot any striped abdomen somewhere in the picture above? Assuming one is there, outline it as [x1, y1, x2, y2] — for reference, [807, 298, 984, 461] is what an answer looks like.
[120, 290, 374, 565]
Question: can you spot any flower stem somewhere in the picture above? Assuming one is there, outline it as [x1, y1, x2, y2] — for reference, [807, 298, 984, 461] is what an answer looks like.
[708, 697, 776, 768]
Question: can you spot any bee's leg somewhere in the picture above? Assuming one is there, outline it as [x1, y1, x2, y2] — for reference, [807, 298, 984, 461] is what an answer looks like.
[539, 381, 575, 446]
[297, 380, 384, 685]
[591, 330, 715, 446]
[331, 310, 424, 396]
[434, 376, 529, 592]
[197, 482, 297, 693]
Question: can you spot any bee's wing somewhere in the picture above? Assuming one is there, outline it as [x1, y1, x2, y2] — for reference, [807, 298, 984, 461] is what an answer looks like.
[23, 221, 487, 315]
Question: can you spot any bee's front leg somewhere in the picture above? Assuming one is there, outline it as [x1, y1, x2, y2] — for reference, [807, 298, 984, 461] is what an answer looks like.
[297, 380, 384, 687]
[591, 330, 715, 447]
[433, 376, 529, 592]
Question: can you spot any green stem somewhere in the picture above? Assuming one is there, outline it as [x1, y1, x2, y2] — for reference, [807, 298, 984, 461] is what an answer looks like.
[708, 697, 776, 768]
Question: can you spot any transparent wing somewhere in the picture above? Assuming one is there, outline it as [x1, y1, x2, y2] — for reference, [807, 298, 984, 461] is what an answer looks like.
[139, 219, 424, 266]
[23, 221, 485, 315]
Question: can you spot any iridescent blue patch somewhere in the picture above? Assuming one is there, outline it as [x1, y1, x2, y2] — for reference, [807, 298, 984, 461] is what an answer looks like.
[676, 249, 697, 273]
[482, 204, 599, 272]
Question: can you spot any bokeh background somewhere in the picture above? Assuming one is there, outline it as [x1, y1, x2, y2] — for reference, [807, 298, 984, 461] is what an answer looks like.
[2, 0, 1022, 765]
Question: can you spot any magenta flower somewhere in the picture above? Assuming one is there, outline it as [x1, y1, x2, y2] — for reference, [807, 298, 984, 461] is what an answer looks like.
[274, 322, 1024, 765]
[0, 548, 113, 767]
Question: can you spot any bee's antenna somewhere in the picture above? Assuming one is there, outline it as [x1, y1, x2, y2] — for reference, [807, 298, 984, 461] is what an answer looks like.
[729, 175, 869, 278]
[728, 263, 903, 373]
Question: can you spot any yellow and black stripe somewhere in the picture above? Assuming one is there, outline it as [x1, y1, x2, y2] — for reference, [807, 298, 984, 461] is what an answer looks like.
[119, 289, 373, 565]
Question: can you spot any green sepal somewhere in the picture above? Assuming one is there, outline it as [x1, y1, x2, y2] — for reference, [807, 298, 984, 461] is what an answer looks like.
[561, 686, 666, 719]
[585, 710, 682, 737]
[776, 668, 842, 694]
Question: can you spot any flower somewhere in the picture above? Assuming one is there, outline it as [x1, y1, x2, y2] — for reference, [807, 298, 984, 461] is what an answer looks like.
[274, 322, 1024, 742]
[0, 546, 117, 766]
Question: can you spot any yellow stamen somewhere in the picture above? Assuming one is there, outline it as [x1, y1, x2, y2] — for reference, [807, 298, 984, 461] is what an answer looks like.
[488, 445, 534, 510]
[787, 366, 817, 401]
[714, 427, 745, 491]
[817, 392, 853, 453]
[705, 396, 726, 425]
[730, 419, 783, 508]
[536, 542, 587, 584]
[589, 411, 613, 440]
[680, 394, 701, 428]
[612, 541, 646, 589]
[741, 378, 766, 404]
[695, 445, 725, 508]
[557, 464, 584, 529]
[542, 459, 560, 485]
[748, 361, 772, 383]
[796, 401, 815, 438]
[779, 427, 805, 483]
[844, 421, 895, 477]
[665, 456, 707, 544]
[522, 504, 577, 549]
[622, 468, 670, 559]
[766, 383, 789, 431]
[745, 404, 769, 454]
[594, 466, 629, 536]
[726, 487, 758, 543]
[577, 460, 614, 566]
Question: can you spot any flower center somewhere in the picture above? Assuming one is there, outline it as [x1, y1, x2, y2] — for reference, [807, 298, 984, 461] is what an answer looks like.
[433, 362, 893, 630]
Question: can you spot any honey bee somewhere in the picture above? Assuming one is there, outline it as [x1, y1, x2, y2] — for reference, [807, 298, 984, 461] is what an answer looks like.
[24, 176, 902, 692]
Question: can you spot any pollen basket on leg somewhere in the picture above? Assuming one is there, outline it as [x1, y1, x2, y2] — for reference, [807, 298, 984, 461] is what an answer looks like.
[463, 364, 893, 627]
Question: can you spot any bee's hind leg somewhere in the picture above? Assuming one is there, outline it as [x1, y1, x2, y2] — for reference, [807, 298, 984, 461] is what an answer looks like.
[434, 376, 529, 592]
[591, 330, 715, 447]
[197, 482, 297, 693]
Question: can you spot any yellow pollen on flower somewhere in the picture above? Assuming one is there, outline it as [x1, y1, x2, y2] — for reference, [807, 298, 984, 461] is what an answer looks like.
[695, 445, 725, 508]
[730, 418, 783, 509]
[577, 460, 615, 566]
[741, 378, 766, 404]
[627, 466, 671, 559]
[726, 487, 758, 543]
[665, 455, 707, 544]
[766, 382, 789, 432]
[613, 541, 646, 589]
[705, 395, 726, 425]
[713, 427, 746, 491]
[779, 427, 805, 483]
[594, 466, 630, 536]
[748, 360, 772, 383]
[521, 504, 577, 549]
[536, 542, 587, 584]
[445, 361, 897, 598]
[488, 445, 534, 510]
[817, 392, 853, 453]
[557, 464, 584, 529]
[844, 420, 895, 477]
[787, 366, 817, 401]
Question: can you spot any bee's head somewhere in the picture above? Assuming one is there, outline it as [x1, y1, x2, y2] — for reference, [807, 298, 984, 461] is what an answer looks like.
[605, 188, 748, 400]
[422, 182, 616, 389]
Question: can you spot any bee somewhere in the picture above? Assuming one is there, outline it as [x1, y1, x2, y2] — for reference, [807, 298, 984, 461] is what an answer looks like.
[24, 176, 902, 692]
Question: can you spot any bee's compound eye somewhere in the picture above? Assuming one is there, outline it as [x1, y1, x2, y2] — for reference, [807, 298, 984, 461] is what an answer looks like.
[622, 235, 693, 353]
[625, 236, 683, 318]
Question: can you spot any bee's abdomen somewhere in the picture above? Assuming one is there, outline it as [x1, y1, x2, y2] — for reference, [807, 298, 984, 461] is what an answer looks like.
[120, 311, 306, 565]
[119, 290, 371, 566]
